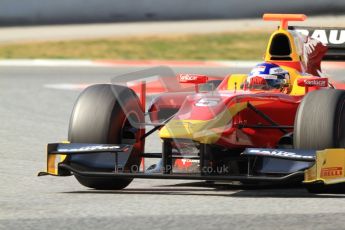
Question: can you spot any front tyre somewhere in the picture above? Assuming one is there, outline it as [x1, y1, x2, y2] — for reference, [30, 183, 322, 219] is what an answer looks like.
[69, 84, 144, 190]
[294, 89, 345, 149]
[294, 89, 345, 193]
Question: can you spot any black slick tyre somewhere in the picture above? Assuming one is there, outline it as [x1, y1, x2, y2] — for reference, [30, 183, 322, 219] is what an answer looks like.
[294, 89, 345, 149]
[294, 89, 345, 193]
[68, 84, 144, 190]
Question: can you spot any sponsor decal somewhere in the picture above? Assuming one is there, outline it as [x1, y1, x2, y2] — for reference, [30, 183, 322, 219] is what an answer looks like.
[58, 145, 121, 152]
[248, 74, 278, 80]
[321, 167, 343, 178]
[304, 79, 327, 87]
[180, 74, 198, 81]
[251, 66, 266, 74]
[195, 98, 220, 107]
[179, 74, 208, 84]
[297, 77, 328, 87]
[269, 67, 286, 75]
[296, 29, 345, 46]
[181, 159, 199, 165]
[248, 149, 314, 160]
[262, 75, 277, 80]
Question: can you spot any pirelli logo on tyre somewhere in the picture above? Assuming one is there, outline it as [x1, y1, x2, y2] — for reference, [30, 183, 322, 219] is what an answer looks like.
[320, 167, 343, 178]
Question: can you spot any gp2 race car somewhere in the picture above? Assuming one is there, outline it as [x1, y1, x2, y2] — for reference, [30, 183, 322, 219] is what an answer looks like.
[39, 14, 345, 193]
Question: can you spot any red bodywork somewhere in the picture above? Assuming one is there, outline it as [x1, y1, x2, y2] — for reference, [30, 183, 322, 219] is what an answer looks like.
[133, 14, 345, 157]
[148, 74, 344, 154]
[171, 90, 302, 148]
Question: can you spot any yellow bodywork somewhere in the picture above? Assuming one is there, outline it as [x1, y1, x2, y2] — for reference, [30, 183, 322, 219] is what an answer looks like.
[225, 68, 306, 95]
[304, 149, 345, 185]
[47, 153, 67, 175]
[159, 101, 269, 144]
[264, 29, 300, 62]
[45, 141, 69, 175]
[227, 74, 247, 90]
[264, 25, 309, 95]
[225, 28, 308, 95]
[160, 21, 318, 143]
[282, 66, 307, 96]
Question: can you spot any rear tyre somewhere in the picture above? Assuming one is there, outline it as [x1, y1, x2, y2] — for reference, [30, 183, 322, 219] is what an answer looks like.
[294, 89, 345, 149]
[69, 84, 144, 190]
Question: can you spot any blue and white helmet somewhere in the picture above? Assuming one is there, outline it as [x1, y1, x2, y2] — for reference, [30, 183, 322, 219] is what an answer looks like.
[247, 62, 290, 90]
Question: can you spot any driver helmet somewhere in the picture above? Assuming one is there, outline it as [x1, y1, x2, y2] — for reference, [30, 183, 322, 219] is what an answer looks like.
[246, 62, 290, 90]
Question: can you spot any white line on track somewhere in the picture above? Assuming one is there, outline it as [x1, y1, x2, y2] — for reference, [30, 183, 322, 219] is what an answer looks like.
[0, 59, 98, 67]
[44, 83, 91, 90]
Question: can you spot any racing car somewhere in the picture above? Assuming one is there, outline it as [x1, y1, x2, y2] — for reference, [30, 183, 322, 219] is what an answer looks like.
[39, 14, 345, 193]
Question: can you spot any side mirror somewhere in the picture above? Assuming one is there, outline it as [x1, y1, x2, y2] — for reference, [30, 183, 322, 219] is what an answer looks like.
[297, 77, 328, 93]
[178, 74, 209, 92]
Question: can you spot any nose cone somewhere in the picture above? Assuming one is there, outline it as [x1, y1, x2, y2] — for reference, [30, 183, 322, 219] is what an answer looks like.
[159, 101, 248, 144]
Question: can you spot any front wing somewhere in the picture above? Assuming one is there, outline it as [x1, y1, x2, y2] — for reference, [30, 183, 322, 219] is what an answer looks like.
[39, 143, 345, 187]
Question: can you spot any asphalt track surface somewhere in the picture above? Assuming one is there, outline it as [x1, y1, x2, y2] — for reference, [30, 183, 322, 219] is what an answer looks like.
[1, 65, 345, 230]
